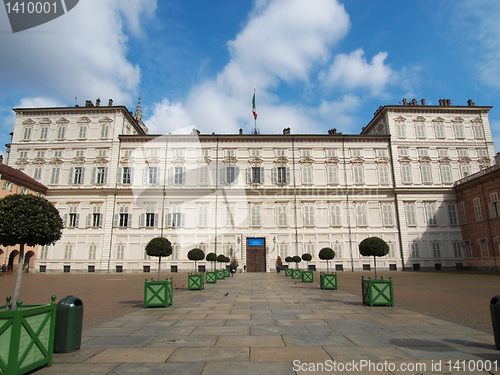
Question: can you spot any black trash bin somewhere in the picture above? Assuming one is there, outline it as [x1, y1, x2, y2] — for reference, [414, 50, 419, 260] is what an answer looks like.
[54, 295, 84, 353]
[490, 295, 500, 350]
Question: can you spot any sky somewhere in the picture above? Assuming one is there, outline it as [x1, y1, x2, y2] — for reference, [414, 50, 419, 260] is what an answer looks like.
[1, 0, 500, 155]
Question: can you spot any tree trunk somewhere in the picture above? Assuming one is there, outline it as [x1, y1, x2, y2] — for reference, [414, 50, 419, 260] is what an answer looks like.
[326, 260, 329, 274]
[10, 243, 25, 310]
[157, 256, 162, 281]
[194, 260, 197, 273]
[374, 256, 377, 280]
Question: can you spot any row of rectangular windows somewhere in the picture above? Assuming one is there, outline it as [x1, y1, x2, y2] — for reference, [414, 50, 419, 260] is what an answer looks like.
[395, 122, 485, 139]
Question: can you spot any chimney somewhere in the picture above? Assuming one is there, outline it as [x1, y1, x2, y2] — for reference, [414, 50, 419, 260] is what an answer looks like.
[283, 127, 291, 135]
[495, 152, 500, 167]
[85, 100, 94, 107]
[239, 128, 243, 135]
[108, 99, 113, 106]
[96, 98, 101, 107]
[421, 99, 426, 106]
[467, 99, 475, 106]
[412, 98, 418, 105]
[402, 98, 408, 105]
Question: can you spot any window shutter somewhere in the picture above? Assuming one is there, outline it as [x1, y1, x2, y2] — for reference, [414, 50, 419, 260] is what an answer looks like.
[86, 214, 92, 228]
[154, 213, 159, 227]
[247, 167, 252, 184]
[234, 166, 240, 183]
[260, 167, 265, 183]
[81, 167, 86, 184]
[128, 214, 132, 227]
[489, 203, 495, 219]
[103, 167, 108, 184]
[139, 213, 145, 227]
[220, 166, 226, 184]
[130, 167, 135, 184]
[181, 213, 186, 227]
[68, 167, 73, 184]
[169, 167, 174, 185]
[117, 167, 123, 183]
[182, 167, 186, 184]
[113, 214, 119, 227]
[272, 167, 277, 183]
[157, 166, 162, 184]
[286, 167, 291, 184]
[99, 213, 103, 227]
[91, 167, 96, 184]
[143, 167, 148, 185]
[63, 214, 68, 227]
[75, 214, 80, 227]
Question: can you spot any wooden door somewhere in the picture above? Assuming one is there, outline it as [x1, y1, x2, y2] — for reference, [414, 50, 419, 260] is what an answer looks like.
[246, 237, 266, 272]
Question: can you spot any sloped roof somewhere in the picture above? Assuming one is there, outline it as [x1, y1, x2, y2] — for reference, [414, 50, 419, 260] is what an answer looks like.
[0, 163, 47, 194]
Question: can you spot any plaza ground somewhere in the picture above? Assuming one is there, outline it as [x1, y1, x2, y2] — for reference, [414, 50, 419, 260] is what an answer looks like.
[1, 269, 499, 333]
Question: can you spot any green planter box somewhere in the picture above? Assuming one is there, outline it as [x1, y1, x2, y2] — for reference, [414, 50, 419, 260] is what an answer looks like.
[224, 269, 230, 278]
[188, 274, 204, 290]
[302, 271, 314, 283]
[361, 276, 394, 306]
[285, 269, 292, 277]
[291, 269, 301, 279]
[0, 296, 57, 375]
[206, 271, 217, 283]
[216, 270, 225, 280]
[320, 273, 338, 290]
[144, 278, 173, 308]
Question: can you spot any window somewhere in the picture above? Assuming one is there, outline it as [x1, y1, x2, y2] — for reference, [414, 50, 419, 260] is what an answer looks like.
[225, 205, 235, 227]
[19, 150, 28, 158]
[171, 244, 179, 260]
[434, 123, 445, 138]
[146, 166, 159, 185]
[275, 149, 286, 157]
[396, 122, 406, 138]
[304, 205, 315, 226]
[33, 167, 42, 180]
[75, 150, 85, 157]
[95, 167, 108, 184]
[248, 166, 264, 184]
[301, 149, 312, 157]
[40, 126, 48, 140]
[169, 167, 185, 185]
[452, 242, 462, 258]
[353, 165, 364, 184]
[304, 243, 314, 258]
[64, 244, 73, 260]
[438, 149, 448, 158]
[418, 148, 429, 157]
[35, 150, 45, 158]
[198, 205, 208, 227]
[115, 206, 131, 227]
[89, 206, 102, 227]
[50, 167, 61, 184]
[78, 126, 87, 139]
[489, 193, 500, 218]
[376, 149, 387, 157]
[405, 203, 417, 226]
[277, 204, 288, 227]
[198, 165, 209, 185]
[53, 150, 63, 158]
[2, 181, 13, 191]
[121, 167, 132, 184]
[415, 122, 426, 138]
[88, 245, 97, 260]
[273, 167, 290, 184]
[382, 204, 394, 226]
[399, 148, 409, 157]
[116, 244, 124, 260]
[72, 167, 84, 184]
[458, 202, 467, 224]
[20, 187, 29, 194]
[477, 149, 488, 158]
[141, 206, 158, 228]
[225, 166, 237, 184]
[68, 206, 79, 227]
[473, 197, 483, 222]
[473, 124, 484, 139]
[302, 165, 313, 184]
[23, 127, 32, 140]
[327, 165, 338, 184]
[167, 205, 184, 227]
[378, 165, 390, 184]
[440, 165, 452, 184]
[420, 164, 432, 184]
[460, 164, 471, 178]
[331, 204, 341, 226]
[447, 203, 458, 225]
[251, 205, 261, 227]
[465, 241, 472, 258]
[454, 123, 465, 138]
[431, 242, 441, 258]
[425, 202, 438, 225]
[100, 124, 109, 139]
[410, 242, 420, 258]
[39, 245, 49, 260]
[457, 149, 468, 157]
[122, 150, 133, 157]
[332, 242, 342, 258]
[98, 149, 107, 157]
[225, 149, 235, 157]
[279, 243, 289, 259]
[481, 243, 489, 257]
[351, 149, 362, 157]
[356, 204, 367, 226]
[326, 149, 336, 157]
[401, 164, 412, 183]
[250, 149, 261, 157]
[174, 149, 184, 158]
[56, 126, 66, 140]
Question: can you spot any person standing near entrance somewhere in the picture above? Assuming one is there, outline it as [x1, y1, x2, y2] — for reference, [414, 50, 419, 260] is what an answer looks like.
[1, 263, 6, 276]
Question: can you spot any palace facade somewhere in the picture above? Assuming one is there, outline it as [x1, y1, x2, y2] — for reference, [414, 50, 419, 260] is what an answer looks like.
[5, 98, 496, 273]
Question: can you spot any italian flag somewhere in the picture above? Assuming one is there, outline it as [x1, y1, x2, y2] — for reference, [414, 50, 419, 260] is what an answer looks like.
[252, 93, 257, 120]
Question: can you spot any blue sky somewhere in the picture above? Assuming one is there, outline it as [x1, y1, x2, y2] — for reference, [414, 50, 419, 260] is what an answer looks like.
[1, 0, 500, 155]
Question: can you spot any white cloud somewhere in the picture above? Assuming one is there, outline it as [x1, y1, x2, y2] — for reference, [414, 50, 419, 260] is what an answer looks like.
[318, 95, 362, 133]
[0, 0, 156, 106]
[15, 97, 65, 109]
[145, 99, 192, 134]
[319, 49, 393, 96]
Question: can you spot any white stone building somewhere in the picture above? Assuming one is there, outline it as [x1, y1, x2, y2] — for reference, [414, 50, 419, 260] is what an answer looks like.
[6, 98, 496, 273]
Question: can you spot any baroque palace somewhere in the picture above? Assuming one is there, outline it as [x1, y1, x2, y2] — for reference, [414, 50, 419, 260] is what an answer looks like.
[4, 98, 497, 273]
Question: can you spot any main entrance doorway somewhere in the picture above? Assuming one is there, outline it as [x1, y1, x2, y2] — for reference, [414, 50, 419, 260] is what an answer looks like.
[246, 237, 266, 272]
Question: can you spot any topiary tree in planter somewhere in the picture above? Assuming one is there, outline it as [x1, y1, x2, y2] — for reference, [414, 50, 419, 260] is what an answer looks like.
[302, 253, 312, 270]
[359, 236, 389, 280]
[292, 255, 301, 269]
[206, 252, 217, 271]
[319, 247, 336, 273]
[0, 194, 63, 310]
[285, 256, 293, 268]
[187, 248, 205, 272]
[145, 237, 172, 281]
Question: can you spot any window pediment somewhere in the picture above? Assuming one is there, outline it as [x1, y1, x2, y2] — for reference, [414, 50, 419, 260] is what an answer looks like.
[77, 116, 91, 124]
[22, 118, 35, 125]
[99, 117, 113, 123]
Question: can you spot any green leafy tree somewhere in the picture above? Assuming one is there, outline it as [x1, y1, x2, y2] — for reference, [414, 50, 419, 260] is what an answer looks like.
[302, 253, 312, 270]
[359, 236, 389, 280]
[206, 252, 217, 271]
[145, 237, 172, 281]
[0, 194, 63, 310]
[318, 247, 336, 273]
[292, 255, 301, 269]
[187, 248, 205, 272]
[217, 254, 226, 270]
[285, 256, 293, 269]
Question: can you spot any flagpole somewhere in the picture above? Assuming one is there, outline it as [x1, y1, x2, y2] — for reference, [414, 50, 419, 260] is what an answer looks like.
[252, 86, 257, 134]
